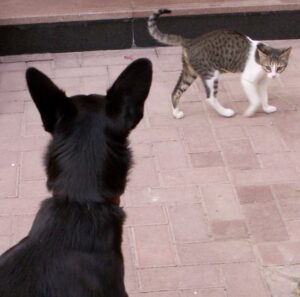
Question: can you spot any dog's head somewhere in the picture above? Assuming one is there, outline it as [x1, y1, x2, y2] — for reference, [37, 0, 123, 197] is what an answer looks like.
[26, 59, 152, 203]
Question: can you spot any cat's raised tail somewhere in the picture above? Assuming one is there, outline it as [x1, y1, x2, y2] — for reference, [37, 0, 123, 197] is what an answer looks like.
[148, 9, 187, 46]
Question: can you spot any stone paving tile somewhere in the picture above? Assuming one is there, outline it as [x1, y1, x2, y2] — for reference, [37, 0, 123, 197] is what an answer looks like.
[0, 62, 27, 72]
[0, 216, 12, 236]
[190, 152, 224, 168]
[125, 205, 167, 226]
[130, 127, 180, 145]
[19, 180, 49, 199]
[138, 265, 223, 291]
[0, 101, 24, 114]
[27, 60, 54, 78]
[132, 292, 181, 297]
[235, 185, 274, 204]
[149, 105, 208, 128]
[210, 219, 248, 240]
[11, 214, 35, 243]
[0, 71, 27, 91]
[53, 52, 82, 68]
[246, 125, 289, 153]
[0, 151, 20, 168]
[1, 42, 300, 297]
[242, 201, 289, 242]
[181, 288, 227, 297]
[133, 225, 176, 267]
[201, 184, 243, 221]
[54, 65, 107, 78]
[177, 240, 254, 265]
[271, 184, 300, 220]
[0, 236, 13, 255]
[153, 141, 189, 170]
[258, 241, 300, 266]
[0, 113, 22, 137]
[21, 135, 50, 151]
[124, 185, 201, 206]
[0, 167, 19, 198]
[214, 125, 247, 140]
[20, 150, 46, 181]
[0, 90, 31, 102]
[286, 220, 300, 240]
[231, 167, 300, 186]
[221, 262, 270, 297]
[257, 152, 295, 168]
[0, 198, 40, 216]
[128, 157, 159, 189]
[53, 76, 82, 96]
[274, 113, 300, 151]
[219, 139, 260, 169]
[264, 265, 300, 297]
[167, 203, 210, 242]
[160, 167, 228, 187]
[181, 125, 219, 153]
[123, 242, 140, 292]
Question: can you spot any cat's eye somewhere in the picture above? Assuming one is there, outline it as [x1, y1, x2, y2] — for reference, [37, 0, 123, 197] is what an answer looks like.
[277, 66, 284, 73]
[265, 66, 272, 72]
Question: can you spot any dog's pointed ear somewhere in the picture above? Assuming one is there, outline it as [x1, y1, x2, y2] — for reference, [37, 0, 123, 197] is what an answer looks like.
[26, 67, 71, 133]
[106, 58, 152, 130]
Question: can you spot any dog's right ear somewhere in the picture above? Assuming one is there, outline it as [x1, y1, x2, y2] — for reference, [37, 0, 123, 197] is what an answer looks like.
[106, 58, 152, 131]
[26, 68, 71, 133]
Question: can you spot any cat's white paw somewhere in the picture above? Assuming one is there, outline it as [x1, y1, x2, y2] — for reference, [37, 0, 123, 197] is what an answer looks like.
[222, 108, 235, 117]
[263, 105, 277, 114]
[244, 104, 259, 117]
[244, 109, 255, 117]
[172, 108, 185, 119]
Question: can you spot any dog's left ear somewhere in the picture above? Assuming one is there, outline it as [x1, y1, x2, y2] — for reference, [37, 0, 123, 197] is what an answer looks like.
[26, 68, 73, 133]
[106, 58, 152, 130]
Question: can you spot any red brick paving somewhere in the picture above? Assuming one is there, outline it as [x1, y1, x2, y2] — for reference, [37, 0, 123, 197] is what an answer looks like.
[1, 41, 300, 296]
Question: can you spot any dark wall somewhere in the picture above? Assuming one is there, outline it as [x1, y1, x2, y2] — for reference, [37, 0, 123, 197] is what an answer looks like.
[0, 10, 299, 56]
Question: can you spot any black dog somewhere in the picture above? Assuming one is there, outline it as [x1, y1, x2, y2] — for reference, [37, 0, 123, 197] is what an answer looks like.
[0, 58, 152, 296]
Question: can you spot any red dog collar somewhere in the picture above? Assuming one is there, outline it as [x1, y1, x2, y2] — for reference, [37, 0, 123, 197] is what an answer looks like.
[107, 196, 120, 206]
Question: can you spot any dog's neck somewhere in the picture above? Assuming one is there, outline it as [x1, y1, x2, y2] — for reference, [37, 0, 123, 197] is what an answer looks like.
[46, 132, 131, 205]
[52, 188, 121, 206]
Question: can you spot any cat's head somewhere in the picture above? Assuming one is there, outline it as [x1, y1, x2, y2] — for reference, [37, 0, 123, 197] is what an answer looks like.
[256, 43, 292, 78]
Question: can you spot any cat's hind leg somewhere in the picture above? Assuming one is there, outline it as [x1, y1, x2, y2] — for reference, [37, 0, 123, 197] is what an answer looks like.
[258, 77, 277, 114]
[172, 69, 197, 119]
[203, 71, 235, 117]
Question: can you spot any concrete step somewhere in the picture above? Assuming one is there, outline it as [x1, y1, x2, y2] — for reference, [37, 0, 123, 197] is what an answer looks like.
[0, 0, 300, 55]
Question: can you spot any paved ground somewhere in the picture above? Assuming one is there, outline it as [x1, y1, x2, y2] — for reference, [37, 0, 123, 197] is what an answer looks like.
[1, 40, 300, 297]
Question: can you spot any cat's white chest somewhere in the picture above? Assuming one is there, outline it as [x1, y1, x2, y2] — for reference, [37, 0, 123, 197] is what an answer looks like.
[242, 40, 266, 83]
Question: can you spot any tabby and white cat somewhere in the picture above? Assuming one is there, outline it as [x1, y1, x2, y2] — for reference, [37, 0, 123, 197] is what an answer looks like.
[148, 9, 292, 118]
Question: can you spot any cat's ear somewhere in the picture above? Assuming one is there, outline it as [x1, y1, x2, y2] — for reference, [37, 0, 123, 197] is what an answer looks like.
[256, 43, 269, 61]
[26, 68, 73, 133]
[106, 58, 152, 130]
[280, 47, 292, 62]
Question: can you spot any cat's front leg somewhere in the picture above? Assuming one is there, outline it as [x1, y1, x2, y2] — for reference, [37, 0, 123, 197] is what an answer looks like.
[241, 78, 261, 117]
[258, 77, 277, 114]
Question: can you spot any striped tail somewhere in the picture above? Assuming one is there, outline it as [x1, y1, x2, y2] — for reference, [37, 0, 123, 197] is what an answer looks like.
[148, 9, 185, 46]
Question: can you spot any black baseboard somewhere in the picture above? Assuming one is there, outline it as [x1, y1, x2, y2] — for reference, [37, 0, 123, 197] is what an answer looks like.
[0, 10, 299, 56]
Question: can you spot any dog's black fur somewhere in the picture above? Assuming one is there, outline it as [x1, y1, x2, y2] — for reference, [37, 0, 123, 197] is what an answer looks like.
[0, 58, 152, 297]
